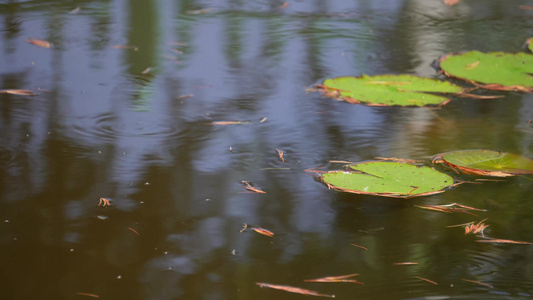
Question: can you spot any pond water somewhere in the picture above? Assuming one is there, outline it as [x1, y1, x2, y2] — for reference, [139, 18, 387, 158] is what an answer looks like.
[2, 0, 533, 299]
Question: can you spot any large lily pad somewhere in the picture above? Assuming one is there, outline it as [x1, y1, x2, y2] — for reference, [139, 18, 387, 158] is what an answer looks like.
[318, 75, 463, 107]
[438, 51, 533, 92]
[527, 38, 533, 53]
[434, 150, 533, 177]
[321, 161, 455, 198]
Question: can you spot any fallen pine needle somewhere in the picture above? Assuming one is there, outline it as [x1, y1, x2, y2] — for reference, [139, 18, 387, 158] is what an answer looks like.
[209, 121, 250, 125]
[177, 94, 193, 99]
[461, 278, 493, 288]
[252, 226, 274, 237]
[256, 282, 335, 298]
[416, 276, 438, 285]
[27, 38, 51, 48]
[76, 292, 100, 298]
[128, 227, 140, 236]
[276, 149, 285, 162]
[109, 45, 138, 50]
[240, 223, 248, 233]
[241, 181, 266, 194]
[98, 198, 110, 207]
[305, 273, 363, 285]
[394, 262, 418, 265]
[350, 243, 368, 250]
[475, 238, 533, 245]
[329, 160, 353, 164]
[375, 157, 423, 163]
[415, 203, 485, 216]
[0, 89, 37, 96]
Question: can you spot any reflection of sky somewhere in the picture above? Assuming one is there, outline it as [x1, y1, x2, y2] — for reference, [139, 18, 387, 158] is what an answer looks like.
[3, 0, 533, 298]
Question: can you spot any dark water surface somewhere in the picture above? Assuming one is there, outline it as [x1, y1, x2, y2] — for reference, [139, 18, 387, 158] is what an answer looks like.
[2, 0, 533, 299]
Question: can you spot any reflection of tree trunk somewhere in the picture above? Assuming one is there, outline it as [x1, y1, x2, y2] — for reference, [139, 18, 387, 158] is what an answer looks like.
[127, 0, 158, 74]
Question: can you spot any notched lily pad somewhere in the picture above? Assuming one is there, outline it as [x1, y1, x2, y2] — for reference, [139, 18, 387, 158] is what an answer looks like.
[434, 150, 533, 177]
[438, 51, 533, 92]
[320, 161, 455, 198]
[316, 75, 463, 107]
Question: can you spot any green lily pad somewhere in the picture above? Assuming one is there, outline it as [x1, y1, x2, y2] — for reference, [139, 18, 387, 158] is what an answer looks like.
[318, 75, 463, 107]
[435, 150, 533, 177]
[321, 161, 455, 198]
[438, 51, 533, 92]
[527, 38, 533, 53]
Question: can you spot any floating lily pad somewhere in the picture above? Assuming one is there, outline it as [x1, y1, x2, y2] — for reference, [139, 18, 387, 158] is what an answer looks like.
[321, 161, 455, 198]
[434, 150, 533, 177]
[527, 38, 533, 53]
[318, 75, 463, 107]
[438, 51, 533, 92]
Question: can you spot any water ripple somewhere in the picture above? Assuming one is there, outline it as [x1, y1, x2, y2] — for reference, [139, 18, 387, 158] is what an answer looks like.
[69, 113, 184, 143]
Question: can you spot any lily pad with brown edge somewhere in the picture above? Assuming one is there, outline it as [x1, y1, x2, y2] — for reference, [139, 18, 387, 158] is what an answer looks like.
[434, 150, 533, 177]
[320, 161, 456, 198]
[317, 75, 463, 107]
[438, 51, 533, 92]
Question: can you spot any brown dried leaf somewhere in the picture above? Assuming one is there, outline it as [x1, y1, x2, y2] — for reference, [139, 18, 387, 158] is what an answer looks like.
[27, 38, 51, 48]
[256, 282, 335, 298]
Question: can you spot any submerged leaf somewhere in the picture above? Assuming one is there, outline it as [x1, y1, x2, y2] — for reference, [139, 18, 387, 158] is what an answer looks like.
[438, 51, 533, 92]
[317, 75, 462, 107]
[435, 150, 533, 177]
[321, 161, 455, 198]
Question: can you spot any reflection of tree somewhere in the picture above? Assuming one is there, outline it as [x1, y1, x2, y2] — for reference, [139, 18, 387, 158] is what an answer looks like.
[2, 0, 533, 299]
